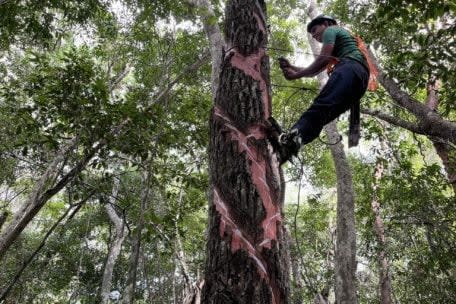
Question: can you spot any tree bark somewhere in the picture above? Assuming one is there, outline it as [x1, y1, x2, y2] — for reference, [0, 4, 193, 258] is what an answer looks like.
[185, 0, 223, 97]
[202, 1, 290, 303]
[307, 2, 358, 303]
[0, 212, 7, 231]
[0, 137, 80, 260]
[101, 179, 126, 304]
[425, 79, 456, 193]
[123, 170, 150, 304]
[371, 160, 393, 304]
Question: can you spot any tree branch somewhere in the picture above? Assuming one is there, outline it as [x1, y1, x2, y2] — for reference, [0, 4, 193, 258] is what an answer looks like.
[152, 51, 210, 105]
[109, 65, 130, 92]
[0, 191, 94, 302]
[361, 108, 424, 134]
[367, 48, 456, 143]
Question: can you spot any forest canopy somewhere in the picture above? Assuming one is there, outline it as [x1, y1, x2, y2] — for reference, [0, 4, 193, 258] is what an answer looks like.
[0, 0, 454, 303]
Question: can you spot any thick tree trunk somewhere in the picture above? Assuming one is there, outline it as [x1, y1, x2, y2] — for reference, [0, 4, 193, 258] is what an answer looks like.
[123, 170, 150, 303]
[202, 1, 289, 303]
[101, 179, 126, 304]
[307, 2, 358, 303]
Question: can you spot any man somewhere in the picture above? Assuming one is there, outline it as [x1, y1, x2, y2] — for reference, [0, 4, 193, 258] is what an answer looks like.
[276, 14, 369, 164]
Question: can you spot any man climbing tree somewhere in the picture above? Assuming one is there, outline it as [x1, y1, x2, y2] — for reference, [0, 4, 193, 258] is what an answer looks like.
[276, 15, 374, 164]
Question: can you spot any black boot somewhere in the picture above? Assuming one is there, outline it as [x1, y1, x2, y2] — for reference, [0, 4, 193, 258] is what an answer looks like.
[277, 128, 302, 164]
[265, 117, 302, 165]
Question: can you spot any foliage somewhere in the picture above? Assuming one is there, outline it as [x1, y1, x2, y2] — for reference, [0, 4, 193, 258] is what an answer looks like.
[0, 0, 454, 303]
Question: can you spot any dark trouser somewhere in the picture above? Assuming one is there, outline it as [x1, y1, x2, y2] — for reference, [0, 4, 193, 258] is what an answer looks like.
[292, 59, 369, 145]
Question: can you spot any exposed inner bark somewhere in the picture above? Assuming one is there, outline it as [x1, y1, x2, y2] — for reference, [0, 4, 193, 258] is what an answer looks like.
[203, 1, 289, 303]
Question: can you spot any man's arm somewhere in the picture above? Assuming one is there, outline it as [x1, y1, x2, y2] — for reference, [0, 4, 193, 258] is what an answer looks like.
[282, 44, 334, 80]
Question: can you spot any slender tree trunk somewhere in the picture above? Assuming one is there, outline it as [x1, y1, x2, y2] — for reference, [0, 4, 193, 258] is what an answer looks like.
[326, 123, 357, 304]
[0, 212, 7, 231]
[0, 193, 91, 302]
[202, 1, 290, 303]
[179, 231, 203, 304]
[307, 2, 357, 303]
[101, 179, 126, 304]
[286, 233, 304, 304]
[175, 183, 203, 304]
[123, 170, 150, 303]
[185, 0, 223, 96]
[0, 137, 81, 260]
[371, 159, 393, 304]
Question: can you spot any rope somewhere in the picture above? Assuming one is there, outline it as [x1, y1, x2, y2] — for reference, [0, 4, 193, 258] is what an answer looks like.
[270, 83, 317, 92]
[292, 158, 318, 294]
[225, 43, 346, 147]
[224, 44, 339, 61]
[318, 134, 343, 146]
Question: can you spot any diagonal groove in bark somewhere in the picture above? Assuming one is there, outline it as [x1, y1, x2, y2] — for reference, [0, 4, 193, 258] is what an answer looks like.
[204, 1, 288, 303]
[213, 106, 281, 248]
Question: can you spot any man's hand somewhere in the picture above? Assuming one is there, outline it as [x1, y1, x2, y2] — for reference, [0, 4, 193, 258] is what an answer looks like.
[278, 57, 299, 80]
[278, 57, 291, 69]
[282, 67, 298, 80]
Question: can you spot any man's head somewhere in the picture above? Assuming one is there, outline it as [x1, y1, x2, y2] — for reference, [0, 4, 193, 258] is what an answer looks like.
[307, 15, 337, 42]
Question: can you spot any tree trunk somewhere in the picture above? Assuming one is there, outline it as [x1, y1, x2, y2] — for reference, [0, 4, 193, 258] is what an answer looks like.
[0, 194, 90, 302]
[101, 179, 126, 304]
[202, 1, 290, 303]
[327, 123, 357, 304]
[371, 160, 393, 304]
[176, 183, 203, 304]
[0, 212, 7, 231]
[185, 0, 223, 96]
[0, 137, 81, 260]
[123, 170, 150, 303]
[425, 79, 456, 193]
[286, 233, 304, 304]
[307, 2, 358, 303]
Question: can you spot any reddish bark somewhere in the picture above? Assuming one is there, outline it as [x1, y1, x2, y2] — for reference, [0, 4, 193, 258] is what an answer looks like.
[202, 1, 289, 303]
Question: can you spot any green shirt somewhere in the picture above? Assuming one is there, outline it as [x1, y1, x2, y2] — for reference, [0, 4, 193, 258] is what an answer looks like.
[322, 26, 367, 68]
